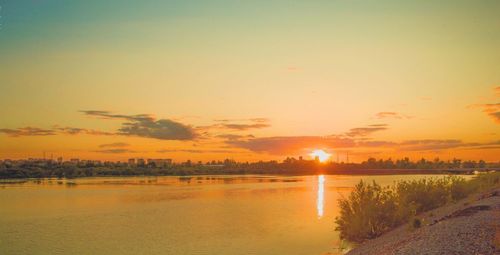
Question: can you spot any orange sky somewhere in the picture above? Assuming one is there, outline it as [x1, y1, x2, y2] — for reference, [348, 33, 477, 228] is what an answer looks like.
[0, 1, 499, 162]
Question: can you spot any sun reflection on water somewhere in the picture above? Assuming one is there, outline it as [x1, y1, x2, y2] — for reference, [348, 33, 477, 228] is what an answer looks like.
[317, 175, 325, 219]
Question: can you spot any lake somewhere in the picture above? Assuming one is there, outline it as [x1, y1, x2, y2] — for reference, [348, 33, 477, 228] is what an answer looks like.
[0, 174, 454, 255]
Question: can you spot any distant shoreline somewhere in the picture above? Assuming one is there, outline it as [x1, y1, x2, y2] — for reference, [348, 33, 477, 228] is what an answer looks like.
[1, 167, 497, 180]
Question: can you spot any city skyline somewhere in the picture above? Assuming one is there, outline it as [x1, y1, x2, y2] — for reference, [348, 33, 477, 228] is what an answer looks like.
[1, 1, 499, 162]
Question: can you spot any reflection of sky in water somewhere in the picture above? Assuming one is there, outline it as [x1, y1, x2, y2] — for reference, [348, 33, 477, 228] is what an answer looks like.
[317, 175, 325, 219]
[0, 174, 464, 255]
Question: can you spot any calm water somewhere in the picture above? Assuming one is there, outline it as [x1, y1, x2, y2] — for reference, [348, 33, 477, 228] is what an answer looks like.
[0, 175, 453, 255]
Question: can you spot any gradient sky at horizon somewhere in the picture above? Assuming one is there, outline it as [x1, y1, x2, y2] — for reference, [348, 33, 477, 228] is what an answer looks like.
[0, 0, 499, 162]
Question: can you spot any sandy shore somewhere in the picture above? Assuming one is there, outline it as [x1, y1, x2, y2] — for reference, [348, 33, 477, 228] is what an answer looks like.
[346, 188, 500, 255]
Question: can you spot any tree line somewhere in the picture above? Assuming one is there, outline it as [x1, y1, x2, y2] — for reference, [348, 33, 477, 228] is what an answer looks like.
[0, 157, 498, 179]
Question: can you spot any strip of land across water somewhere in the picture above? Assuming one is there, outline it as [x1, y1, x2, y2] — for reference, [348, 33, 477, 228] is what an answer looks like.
[1, 165, 499, 179]
[2, 157, 499, 179]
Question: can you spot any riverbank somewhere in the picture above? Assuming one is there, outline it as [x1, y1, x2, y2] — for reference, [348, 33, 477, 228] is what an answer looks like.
[2, 166, 497, 180]
[346, 187, 500, 254]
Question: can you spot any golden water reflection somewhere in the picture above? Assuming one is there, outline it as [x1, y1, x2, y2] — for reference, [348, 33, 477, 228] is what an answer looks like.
[0, 175, 465, 255]
[317, 175, 325, 219]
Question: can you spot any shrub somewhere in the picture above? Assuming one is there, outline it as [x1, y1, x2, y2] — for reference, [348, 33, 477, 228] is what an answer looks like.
[335, 172, 500, 243]
[396, 177, 455, 213]
[335, 181, 401, 242]
[449, 176, 474, 201]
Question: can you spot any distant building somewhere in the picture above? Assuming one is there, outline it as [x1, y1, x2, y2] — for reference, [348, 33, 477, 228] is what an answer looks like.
[128, 158, 136, 166]
[147, 158, 172, 167]
[137, 158, 145, 166]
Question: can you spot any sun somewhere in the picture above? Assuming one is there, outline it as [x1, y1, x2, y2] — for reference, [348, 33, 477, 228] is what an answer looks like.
[310, 149, 331, 163]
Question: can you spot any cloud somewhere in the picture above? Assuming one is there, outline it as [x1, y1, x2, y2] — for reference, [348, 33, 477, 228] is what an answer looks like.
[224, 124, 389, 155]
[357, 140, 397, 147]
[0, 127, 56, 137]
[55, 126, 115, 136]
[80, 110, 153, 121]
[375, 112, 412, 119]
[204, 118, 271, 131]
[1, 111, 266, 141]
[227, 136, 356, 155]
[216, 123, 270, 130]
[119, 119, 196, 140]
[470, 103, 500, 124]
[357, 139, 500, 151]
[249, 118, 270, 123]
[464, 145, 500, 150]
[395, 139, 500, 151]
[480, 103, 500, 123]
[157, 149, 241, 154]
[227, 133, 499, 155]
[398, 139, 464, 151]
[216, 134, 255, 140]
[469, 87, 500, 124]
[81, 110, 197, 140]
[345, 124, 388, 137]
[0, 125, 115, 137]
[99, 142, 129, 148]
[93, 149, 136, 154]
[357, 139, 499, 152]
[214, 118, 270, 123]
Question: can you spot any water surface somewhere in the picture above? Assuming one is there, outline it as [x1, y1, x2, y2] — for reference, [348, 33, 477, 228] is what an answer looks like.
[0, 175, 453, 255]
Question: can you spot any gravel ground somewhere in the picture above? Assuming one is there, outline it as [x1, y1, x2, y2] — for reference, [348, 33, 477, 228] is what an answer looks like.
[346, 189, 500, 255]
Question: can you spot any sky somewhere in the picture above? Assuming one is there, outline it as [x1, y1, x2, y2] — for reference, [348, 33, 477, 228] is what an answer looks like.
[0, 0, 499, 162]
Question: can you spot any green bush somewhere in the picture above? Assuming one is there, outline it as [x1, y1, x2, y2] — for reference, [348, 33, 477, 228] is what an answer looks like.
[335, 181, 402, 242]
[335, 172, 500, 243]
[449, 176, 474, 201]
[396, 178, 450, 213]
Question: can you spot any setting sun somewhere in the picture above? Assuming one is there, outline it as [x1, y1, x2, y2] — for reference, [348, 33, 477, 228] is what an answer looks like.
[310, 149, 331, 163]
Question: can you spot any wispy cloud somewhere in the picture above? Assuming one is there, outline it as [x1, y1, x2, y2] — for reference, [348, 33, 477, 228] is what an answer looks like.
[93, 149, 136, 154]
[54, 126, 115, 136]
[215, 134, 255, 140]
[0, 125, 115, 137]
[0, 127, 56, 137]
[398, 139, 500, 151]
[398, 139, 464, 151]
[375, 112, 413, 119]
[469, 103, 500, 124]
[345, 124, 388, 137]
[227, 136, 356, 155]
[216, 123, 270, 130]
[203, 118, 271, 131]
[1, 111, 267, 141]
[157, 149, 240, 154]
[469, 87, 500, 124]
[214, 118, 269, 123]
[226, 132, 499, 155]
[99, 142, 129, 148]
